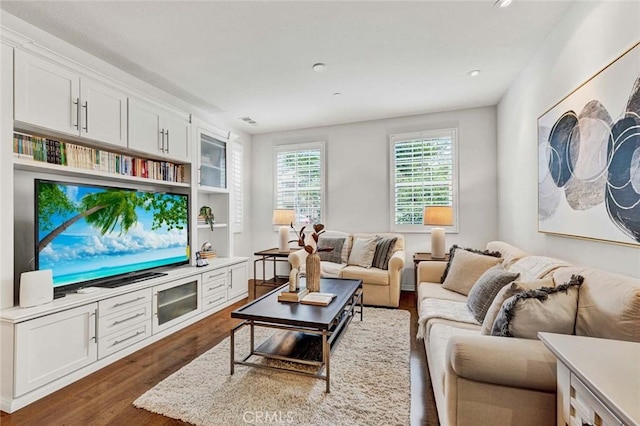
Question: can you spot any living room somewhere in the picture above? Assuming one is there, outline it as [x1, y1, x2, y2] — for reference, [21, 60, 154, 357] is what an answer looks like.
[1, 1, 639, 425]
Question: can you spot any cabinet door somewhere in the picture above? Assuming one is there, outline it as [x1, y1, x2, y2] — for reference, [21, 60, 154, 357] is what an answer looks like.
[163, 112, 190, 162]
[128, 97, 162, 156]
[198, 129, 227, 189]
[228, 262, 248, 300]
[80, 78, 128, 148]
[14, 303, 97, 397]
[14, 50, 80, 136]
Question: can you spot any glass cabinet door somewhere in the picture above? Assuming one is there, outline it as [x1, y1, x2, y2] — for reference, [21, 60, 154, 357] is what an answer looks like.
[200, 132, 226, 189]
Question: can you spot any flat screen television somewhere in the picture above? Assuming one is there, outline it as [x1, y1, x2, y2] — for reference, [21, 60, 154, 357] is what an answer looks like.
[35, 179, 190, 292]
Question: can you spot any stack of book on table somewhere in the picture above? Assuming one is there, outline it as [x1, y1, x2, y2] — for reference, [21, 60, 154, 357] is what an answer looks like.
[278, 288, 337, 306]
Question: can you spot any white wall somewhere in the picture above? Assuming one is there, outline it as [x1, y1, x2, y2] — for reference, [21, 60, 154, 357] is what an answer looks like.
[497, 1, 640, 277]
[251, 106, 498, 287]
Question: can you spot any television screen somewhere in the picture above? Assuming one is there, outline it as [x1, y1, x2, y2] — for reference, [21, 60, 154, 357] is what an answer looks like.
[35, 179, 189, 289]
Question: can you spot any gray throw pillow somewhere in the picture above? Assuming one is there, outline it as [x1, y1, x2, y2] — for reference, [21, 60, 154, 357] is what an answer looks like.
[371, 237, 397, 270]
[466, 264, 520, 323]
[317, 237, 344, 264]
[491, 275, 584, 339]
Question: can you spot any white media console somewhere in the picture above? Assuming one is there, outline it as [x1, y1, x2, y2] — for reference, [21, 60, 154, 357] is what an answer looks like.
[0, 258, 247, 413]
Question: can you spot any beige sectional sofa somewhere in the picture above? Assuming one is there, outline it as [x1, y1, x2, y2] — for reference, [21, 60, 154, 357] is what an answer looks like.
[416, 241, 640, 426]
[288, 232, 405, 307]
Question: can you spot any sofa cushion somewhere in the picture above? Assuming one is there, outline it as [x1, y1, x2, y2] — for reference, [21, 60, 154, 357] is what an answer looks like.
[441, 245, 502, 283]
[340, 265, 389, 285]
[371, 236, 397, 270]
[441, 249, 502, 296]
[319, 261, 346, 278]
[485, 241, 529, 268]
[317, 236, 344, 264]
[491, 275, 583, 339]
[554, 266, 640, 342]
[466, 264, 520, 323]
[508, 255, 570, 281]
[481, 277, 554, 335]
[347, 236, 378, 268]
[418, 282, 468, 306]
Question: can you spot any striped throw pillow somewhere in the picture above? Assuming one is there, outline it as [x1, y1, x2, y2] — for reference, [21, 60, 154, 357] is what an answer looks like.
[372, 237, 397, 270]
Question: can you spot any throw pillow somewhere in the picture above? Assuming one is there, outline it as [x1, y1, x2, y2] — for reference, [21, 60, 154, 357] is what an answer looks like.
[441, 249, 503, 296]
[371, 236, 397, 270]
[440, 245, 502, 283]
[347, 236, 379, 268]
[317, 237, 344, 264]
[491, 275, 584, 339]
[466, 264, 520, 323]
[480, 277, 554, 335]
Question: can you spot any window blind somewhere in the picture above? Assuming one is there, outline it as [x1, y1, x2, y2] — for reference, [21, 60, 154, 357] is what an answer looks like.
[275, 142, 324, 225]
[391, 130, 456, 226]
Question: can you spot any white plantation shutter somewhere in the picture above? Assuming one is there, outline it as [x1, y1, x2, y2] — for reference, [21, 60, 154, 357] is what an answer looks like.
[390, 129, 458, 231]
[274, 142, 324, 225]
[231, 141, 244, 232]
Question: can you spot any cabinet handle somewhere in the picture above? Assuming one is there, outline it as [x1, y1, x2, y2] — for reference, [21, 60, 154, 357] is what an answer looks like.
[207, 283, 224, 291]
[112, 312, 145, 326]
[82, 101, 88, 132]
[229, 270, 233, 288]
[159, 128, 165, 152]
[73, 98, 80, 129]
[90, 309, 97, 342]
[112, 296, 146, 308]
[112, 330, 145, 346]
[165, 129, 169, 154]
[198, 168, 202, 185]
[208, 296, 224, 305]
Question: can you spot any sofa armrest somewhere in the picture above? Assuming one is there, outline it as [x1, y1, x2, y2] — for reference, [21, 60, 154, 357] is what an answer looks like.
[417, 261, 447, 284]
[446, 335, 557, 392]
[288, 248, 308, 270]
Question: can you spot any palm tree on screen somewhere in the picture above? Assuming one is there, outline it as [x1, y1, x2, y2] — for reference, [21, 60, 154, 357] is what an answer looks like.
[37, 182, 186, 252]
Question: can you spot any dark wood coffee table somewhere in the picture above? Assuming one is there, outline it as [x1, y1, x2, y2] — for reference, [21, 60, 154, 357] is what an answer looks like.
[230, 278, 363, 392]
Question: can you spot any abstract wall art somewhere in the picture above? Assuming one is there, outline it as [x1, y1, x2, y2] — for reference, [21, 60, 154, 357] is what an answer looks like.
[538, 41, 640, 246]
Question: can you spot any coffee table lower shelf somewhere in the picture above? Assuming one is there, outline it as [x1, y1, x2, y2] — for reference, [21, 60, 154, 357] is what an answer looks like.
[230, 289, 362, 393]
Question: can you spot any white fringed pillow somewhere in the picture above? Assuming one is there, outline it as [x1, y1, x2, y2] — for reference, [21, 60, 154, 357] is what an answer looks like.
[491, 275, 584, 339]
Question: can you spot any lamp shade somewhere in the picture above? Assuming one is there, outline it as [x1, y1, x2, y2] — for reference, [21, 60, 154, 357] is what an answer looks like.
[272, 209, 296, 226]
[423, 206, 454, 226]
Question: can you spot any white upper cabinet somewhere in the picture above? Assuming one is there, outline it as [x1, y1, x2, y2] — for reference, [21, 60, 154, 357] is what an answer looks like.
[14, 50, 79, 136]
[14, 50, 128, 148]
[79, 79, 127, 147]
[128, 97, 190, 163]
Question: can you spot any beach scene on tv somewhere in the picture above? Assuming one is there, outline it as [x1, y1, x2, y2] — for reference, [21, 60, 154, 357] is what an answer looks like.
[36, 181, 189, 287]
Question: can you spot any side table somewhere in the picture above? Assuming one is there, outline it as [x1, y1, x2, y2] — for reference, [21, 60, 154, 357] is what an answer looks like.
[413, 252, 449, 294]
[252, 248, 293, 298]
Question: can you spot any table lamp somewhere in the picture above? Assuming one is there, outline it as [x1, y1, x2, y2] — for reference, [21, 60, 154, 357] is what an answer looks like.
[423, 206, 454, 259]
[272, 209, 296, 252]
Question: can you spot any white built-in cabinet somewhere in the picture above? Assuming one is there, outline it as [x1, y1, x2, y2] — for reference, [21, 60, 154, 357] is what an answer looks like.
[14, 50, 127, 148]
[228, 262, 248, 300]
[14, 303, 98, 397]
[128, 97, 190, 162]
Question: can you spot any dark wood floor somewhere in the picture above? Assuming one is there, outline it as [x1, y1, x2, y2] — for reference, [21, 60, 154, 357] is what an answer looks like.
[1, 290, 437, 426]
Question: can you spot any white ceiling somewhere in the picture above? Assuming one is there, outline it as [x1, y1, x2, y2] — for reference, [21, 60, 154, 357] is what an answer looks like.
[1, 1, 572, 135]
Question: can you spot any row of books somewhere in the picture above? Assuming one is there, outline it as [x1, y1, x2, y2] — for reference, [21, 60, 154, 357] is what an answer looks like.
[13, 132, 187, 183]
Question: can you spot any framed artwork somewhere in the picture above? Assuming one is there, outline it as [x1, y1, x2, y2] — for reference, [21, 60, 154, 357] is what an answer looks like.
[538, 41, 640, 246]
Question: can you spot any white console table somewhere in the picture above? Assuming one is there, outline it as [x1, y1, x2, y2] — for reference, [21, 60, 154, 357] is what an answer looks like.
[539, 332, 640, 426]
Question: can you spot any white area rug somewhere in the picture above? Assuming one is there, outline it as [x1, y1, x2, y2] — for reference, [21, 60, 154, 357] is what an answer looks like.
[134, 307, 410, 425]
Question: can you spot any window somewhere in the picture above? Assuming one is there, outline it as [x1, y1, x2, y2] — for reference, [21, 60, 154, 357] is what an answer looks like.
[390, 129, 457, 232]
[274, 142, 325, 225]
[231, 141, 244, 233]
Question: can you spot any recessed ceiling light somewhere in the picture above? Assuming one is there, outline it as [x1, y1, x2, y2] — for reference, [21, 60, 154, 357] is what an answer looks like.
[494, 0, 513, 7]
[312, 63, 327, 72]
[333, 92, 342, 97]
[467, 69, 481, 77]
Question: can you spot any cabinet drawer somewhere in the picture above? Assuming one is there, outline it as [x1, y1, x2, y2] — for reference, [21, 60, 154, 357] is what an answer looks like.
[202, 276, 227, 298]
[98, 303, 151, 338]
[570, 375, 622, 426]
[98, 320, 151, 359]
[202, 291, 227, 311]
[99, 288, 152, 316]
[202, 268, 227, 284]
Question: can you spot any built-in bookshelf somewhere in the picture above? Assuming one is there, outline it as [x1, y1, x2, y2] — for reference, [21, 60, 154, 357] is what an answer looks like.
[13, 131, 188, 184]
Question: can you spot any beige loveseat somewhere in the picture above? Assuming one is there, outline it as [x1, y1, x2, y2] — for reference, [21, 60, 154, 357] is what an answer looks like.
[417, 241, 640, 426]
[288, 232, 405, 307]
